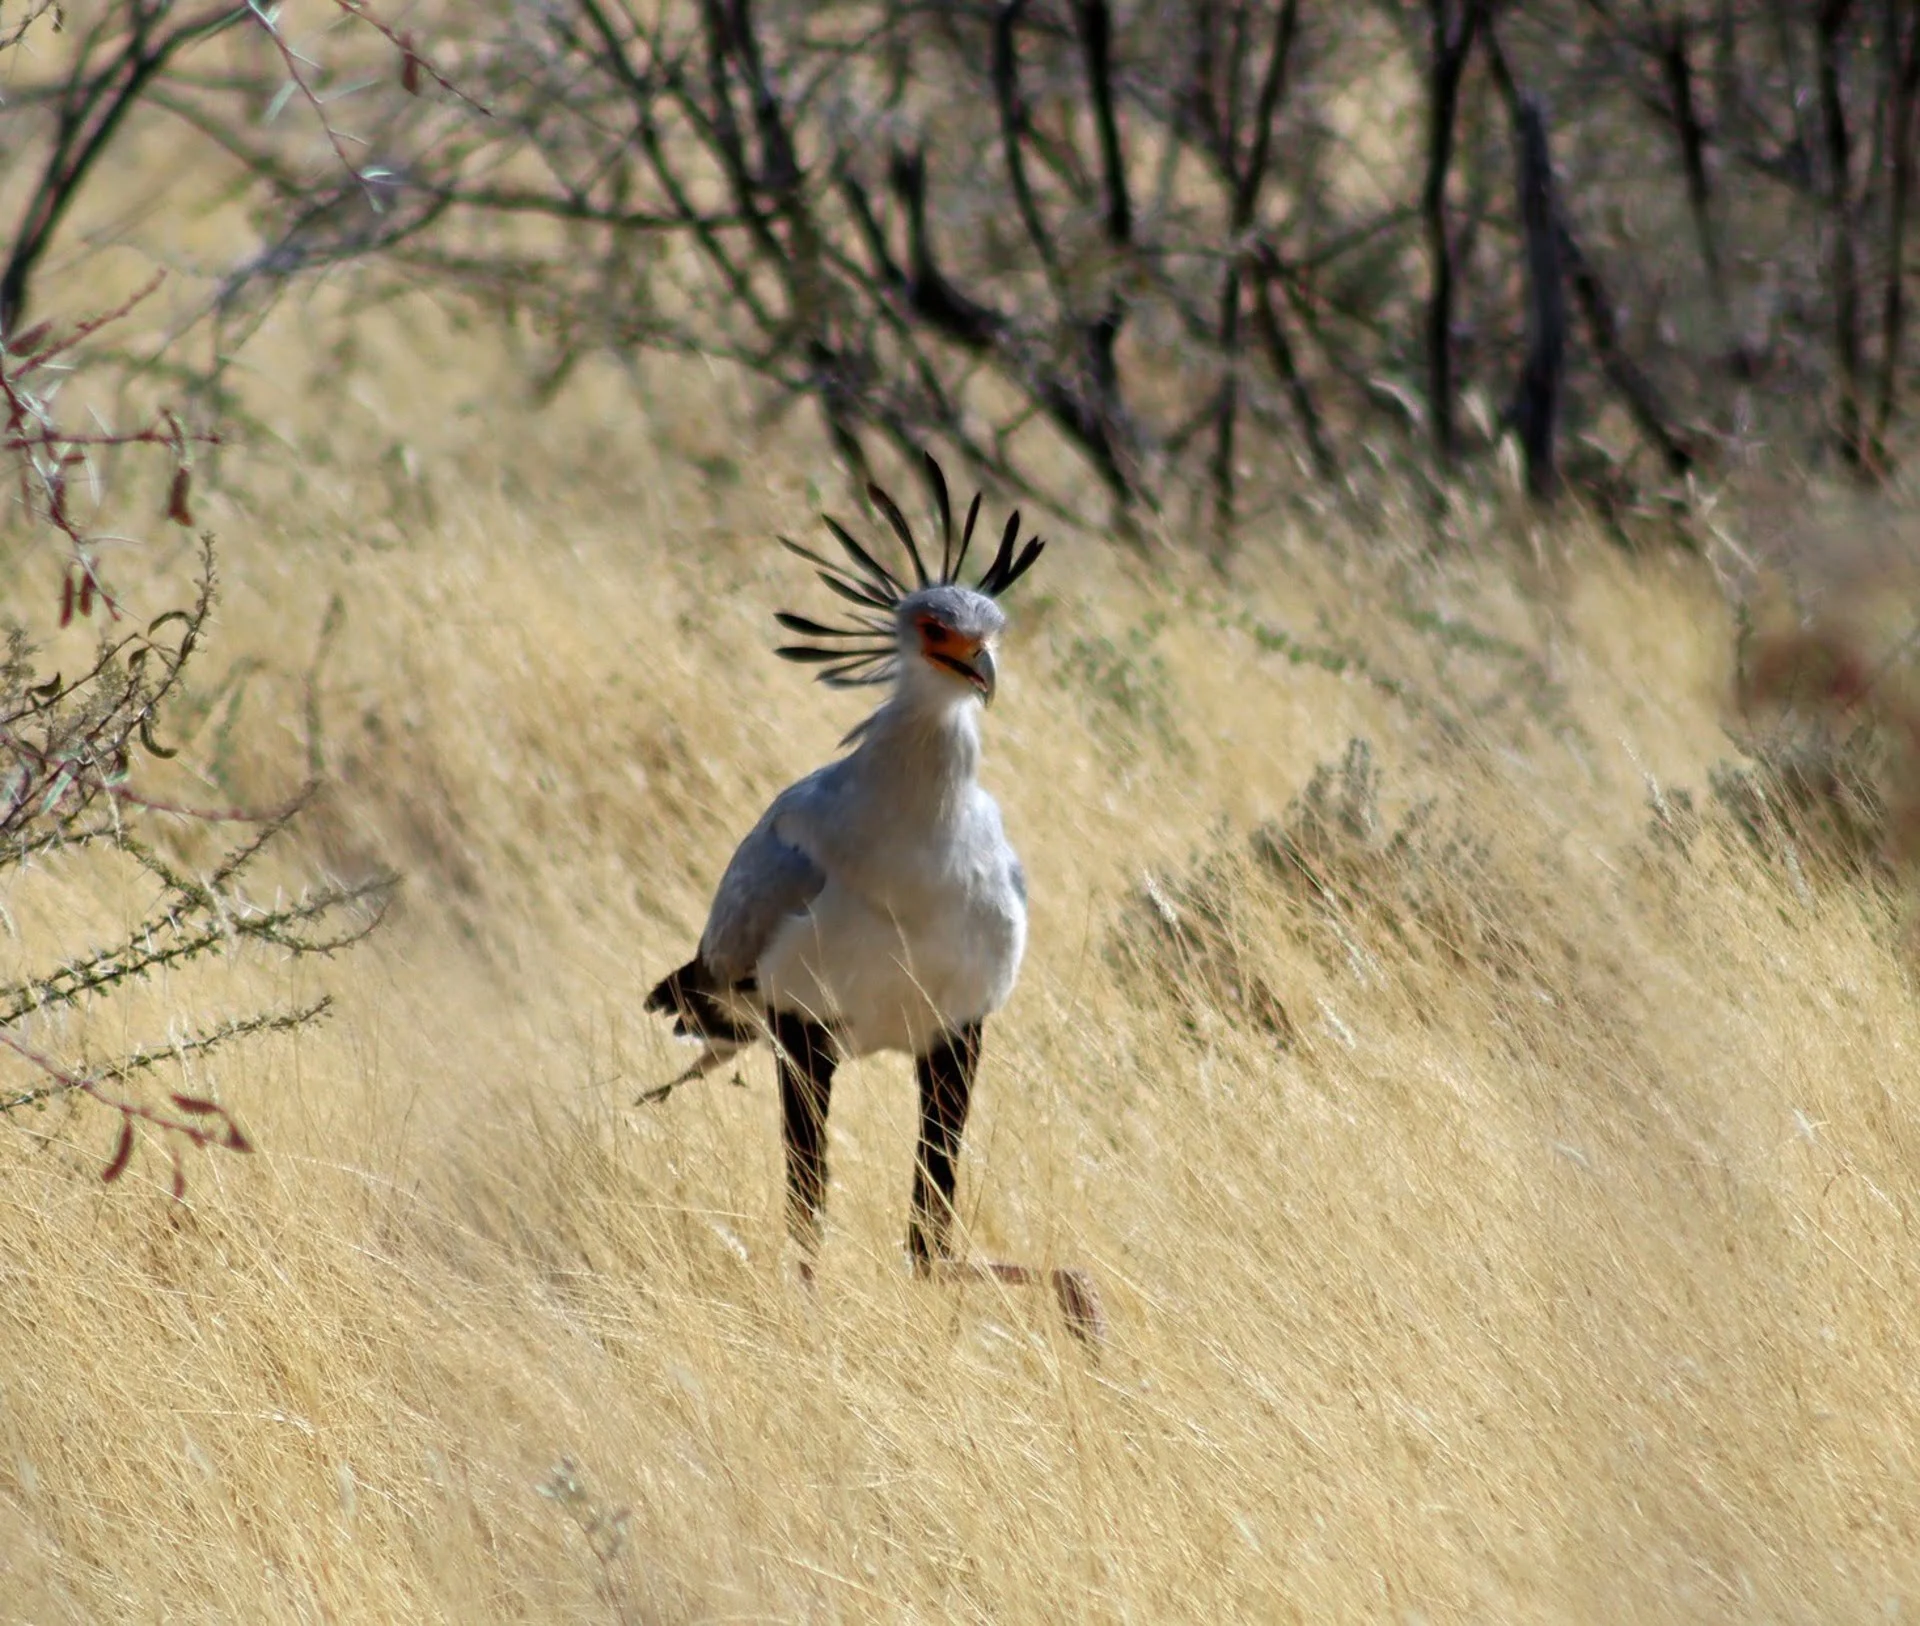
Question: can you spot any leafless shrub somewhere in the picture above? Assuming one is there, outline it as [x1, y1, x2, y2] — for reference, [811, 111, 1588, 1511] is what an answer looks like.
[1251, 737, 1547, 983]
[93, 0, 1897, 537]
[1704, 747, 1891, 889]
[1112, 738, 1562, 1048]
[0, 7, 490, 1192]
[1111, 855, 1299, 1049]
[537, 1456, 645, 1621]
[0, 0, 480, 395]
[0, 291, 391, 1196]
[16, 4, 1920, 532]
[1723, 611, 1919, 885]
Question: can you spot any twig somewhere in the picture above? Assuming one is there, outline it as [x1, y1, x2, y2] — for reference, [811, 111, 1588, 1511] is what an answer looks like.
[1815, 0, 1874, 468]
[1555, 208, 1695, 474]
[1873, 0, 1920, 440]
[1422, 0, 1487, 466]
[244, 0, 378, 206]
[324, 0, 492, 115]
[0, 1027, 253, 1198]
[1485, 39, 1566, 500]
[0, 999, 333, 1114]
[1210, 0, 1303, 529]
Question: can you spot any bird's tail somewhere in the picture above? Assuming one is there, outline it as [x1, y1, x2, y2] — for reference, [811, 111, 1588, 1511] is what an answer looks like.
[645, 958, 759, 1043]
[641, 958, 760, 1105]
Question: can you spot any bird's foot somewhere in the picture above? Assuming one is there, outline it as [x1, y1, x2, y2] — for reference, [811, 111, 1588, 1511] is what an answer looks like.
[634, 1040, 744, 1106]
[1047, 1268, 1107, 1346]
[923, 1257, 1107, 1347]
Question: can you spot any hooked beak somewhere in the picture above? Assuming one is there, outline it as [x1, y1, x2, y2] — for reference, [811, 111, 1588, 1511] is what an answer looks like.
[928, 642, 996, 703]
[963, 643, 997, 704]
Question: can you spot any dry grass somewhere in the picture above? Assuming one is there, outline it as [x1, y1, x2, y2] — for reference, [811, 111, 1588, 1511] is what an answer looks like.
[8, 203, 1920, 1626]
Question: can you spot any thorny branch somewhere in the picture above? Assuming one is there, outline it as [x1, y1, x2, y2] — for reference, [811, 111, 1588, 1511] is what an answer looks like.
[0, 291, 392, 1195]
[0, 0, 478, 333]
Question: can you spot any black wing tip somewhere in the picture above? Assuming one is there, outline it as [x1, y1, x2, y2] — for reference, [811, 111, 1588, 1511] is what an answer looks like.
[648, 960, 759, 1043]
[645, 959, 701, 1015]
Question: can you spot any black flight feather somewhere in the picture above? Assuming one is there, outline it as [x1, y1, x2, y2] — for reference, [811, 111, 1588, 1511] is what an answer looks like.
[645, 959, 758, 1044]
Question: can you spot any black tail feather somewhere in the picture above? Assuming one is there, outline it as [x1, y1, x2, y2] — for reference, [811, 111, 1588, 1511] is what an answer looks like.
[646, 958, 759, 1044]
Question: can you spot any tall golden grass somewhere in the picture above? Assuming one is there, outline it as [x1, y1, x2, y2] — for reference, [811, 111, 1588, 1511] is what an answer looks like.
[7, 167, 1920, 1626]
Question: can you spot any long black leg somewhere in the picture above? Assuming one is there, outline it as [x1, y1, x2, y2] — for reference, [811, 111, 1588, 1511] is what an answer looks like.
[772, 1009, 837, 1255]
[901, 1022, 1108, 1342]
[908, 1020, 982, 1271]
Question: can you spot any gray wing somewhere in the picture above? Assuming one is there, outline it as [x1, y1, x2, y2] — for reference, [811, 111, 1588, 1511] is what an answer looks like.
[697, 781, 831, 985]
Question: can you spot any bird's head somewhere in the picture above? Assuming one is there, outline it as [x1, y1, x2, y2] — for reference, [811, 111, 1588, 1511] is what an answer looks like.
[771, 453, 1045, 702]
[898, 584, 1005, 705]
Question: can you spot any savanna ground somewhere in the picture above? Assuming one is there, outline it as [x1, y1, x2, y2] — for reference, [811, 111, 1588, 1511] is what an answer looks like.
[8, 94, 1920, 1626]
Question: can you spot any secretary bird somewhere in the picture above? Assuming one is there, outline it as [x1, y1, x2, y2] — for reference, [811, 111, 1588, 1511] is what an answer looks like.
[644, 454, 1101, 1341]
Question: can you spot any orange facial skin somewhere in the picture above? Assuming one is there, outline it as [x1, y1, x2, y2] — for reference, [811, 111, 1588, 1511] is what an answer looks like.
[914, 615, 993, 697]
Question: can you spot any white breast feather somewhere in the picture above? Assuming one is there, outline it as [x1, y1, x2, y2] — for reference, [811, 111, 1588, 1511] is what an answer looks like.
[756, 786, 1026, 1057]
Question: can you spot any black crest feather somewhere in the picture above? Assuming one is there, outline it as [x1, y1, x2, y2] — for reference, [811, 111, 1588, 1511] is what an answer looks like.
[772, 454, 1046, 688]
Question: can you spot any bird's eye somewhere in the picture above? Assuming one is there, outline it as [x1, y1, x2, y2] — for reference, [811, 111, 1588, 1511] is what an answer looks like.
[915, 615, 982, 663]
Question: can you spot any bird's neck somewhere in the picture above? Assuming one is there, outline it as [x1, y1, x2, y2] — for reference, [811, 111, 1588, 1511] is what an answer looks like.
[853, 688, 982, 813]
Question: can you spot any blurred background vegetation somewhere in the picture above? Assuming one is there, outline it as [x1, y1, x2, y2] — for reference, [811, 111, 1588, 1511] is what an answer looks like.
[17, 1, 1920, 531]
[7, 4, 1920, 1621]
